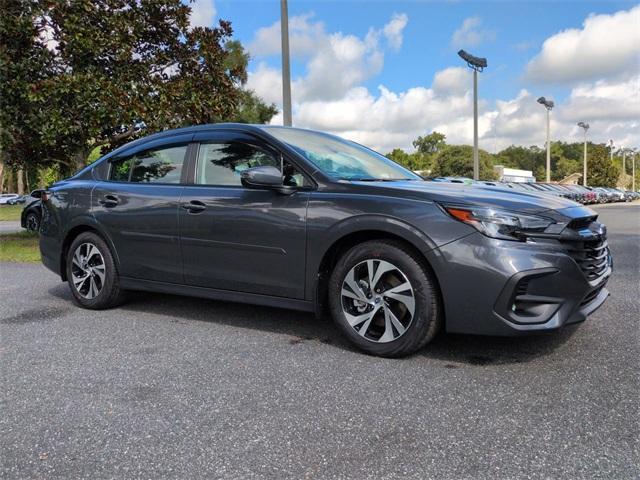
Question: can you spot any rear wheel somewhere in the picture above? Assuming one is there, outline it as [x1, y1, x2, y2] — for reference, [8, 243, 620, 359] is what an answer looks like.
[328, 240, 441, 357]
[66, 232, 125, 309]
[25, 212, 40, 232]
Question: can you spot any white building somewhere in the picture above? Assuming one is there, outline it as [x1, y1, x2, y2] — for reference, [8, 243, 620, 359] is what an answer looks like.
[494, 165, 535, 183]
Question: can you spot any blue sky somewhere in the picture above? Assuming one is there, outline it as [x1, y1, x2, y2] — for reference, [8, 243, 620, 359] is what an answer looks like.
[190, 1, 639, 152]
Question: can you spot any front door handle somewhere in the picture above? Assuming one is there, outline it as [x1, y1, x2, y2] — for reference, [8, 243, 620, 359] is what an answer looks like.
[182, 200, 207, 213]
[98, 194, 119, 208]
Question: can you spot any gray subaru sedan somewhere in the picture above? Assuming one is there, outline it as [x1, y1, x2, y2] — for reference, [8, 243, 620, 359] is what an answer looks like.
[37, 124, 612, 357]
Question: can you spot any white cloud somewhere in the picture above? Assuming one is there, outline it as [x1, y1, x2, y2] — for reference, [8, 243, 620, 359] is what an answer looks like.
[451, 17, 495, 48]
[246, 62, 282, 105]
[248, 13, 405, 103]
[383, 13, 409, 51]
[248, 13, 324, 58]
[248, 9, 639, 155]
[432, 67, 471, 96]
[525, 5, 640, 84]
[262, 73, 640, 155]
[189, 0, 216, 29]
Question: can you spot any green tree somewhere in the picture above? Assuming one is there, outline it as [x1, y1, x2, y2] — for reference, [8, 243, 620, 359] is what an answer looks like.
[223, 40, 278, 124]
[494, 145, 543, 174]
[385, 148, 431, 172]
[588, 144, 620, 187]
[0, 0, 276, 176]
[413, 131, 446, 156]
[431, 145, 497, 180]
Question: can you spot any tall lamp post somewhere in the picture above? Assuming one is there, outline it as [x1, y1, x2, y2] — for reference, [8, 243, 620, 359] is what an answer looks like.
[622, 147, 636, 190]
[609, 139, 614, 162]
[633, 151, 637, 192]
[537, 97, 554, 182]
[577, 122, 589, 186]
[280, 0, 292, 126]
[458, 49, 487, 180]
[621, 148, 631, 183]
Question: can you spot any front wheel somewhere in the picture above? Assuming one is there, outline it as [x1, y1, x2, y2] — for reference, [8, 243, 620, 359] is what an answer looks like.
[66, 232, 125, 309]
[328, 240, 441, 357]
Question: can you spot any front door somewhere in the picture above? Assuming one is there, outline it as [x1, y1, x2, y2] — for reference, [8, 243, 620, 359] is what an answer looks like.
[179, 133, 310, 299]
[92, 139, 191, 284]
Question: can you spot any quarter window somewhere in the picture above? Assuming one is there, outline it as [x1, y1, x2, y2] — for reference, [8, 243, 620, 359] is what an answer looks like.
[196, 142, 280, 186]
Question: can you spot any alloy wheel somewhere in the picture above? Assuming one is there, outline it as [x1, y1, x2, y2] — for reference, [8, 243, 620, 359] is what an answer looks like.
[341, 259, 416, 343]
[26, 214, 39, 232]
[71, 242, 106, 299]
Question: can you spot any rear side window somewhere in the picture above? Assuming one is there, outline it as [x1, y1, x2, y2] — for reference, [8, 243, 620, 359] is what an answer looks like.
[196, 142, 280, 186]
[109, 145, 187, 183]
[130, 145, 187, 183]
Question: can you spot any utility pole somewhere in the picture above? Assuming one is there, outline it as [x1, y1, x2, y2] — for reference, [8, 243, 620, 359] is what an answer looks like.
[578, 122, 589, 186]
[457, 50, 487, 180]
[473, 69, 478, 180]
[537, 97, 554, 182]
[633, 153, 636, 192]
[280, 0, 292, 126]
[609, 139, 614, 162]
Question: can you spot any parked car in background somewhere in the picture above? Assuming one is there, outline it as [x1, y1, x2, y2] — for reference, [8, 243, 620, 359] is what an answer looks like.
[0, 193, 20, 205]
[36, 124, 612, 357]
[624, 190, 639, 201]
[7, 195, 28, 205]
[20, 195, 43, 232]
[428, 176, 475, 185]
[603, 188, 625, 202]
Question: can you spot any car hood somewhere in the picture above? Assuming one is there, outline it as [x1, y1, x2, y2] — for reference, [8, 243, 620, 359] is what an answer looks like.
[351, 180, 596, 220]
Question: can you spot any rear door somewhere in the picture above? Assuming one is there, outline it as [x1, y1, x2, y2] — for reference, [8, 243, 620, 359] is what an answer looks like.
[92, 135, 192, 283]
[179, 130, 311, 299]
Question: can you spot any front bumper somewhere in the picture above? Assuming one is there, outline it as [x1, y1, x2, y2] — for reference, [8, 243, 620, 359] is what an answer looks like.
[425, 232, 612, 336]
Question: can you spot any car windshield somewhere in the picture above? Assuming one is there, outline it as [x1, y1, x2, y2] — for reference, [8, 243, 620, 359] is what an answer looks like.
[261, 127, 421, 181]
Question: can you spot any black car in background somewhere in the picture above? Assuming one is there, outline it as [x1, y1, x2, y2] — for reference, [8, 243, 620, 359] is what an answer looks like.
[20, 195, 42, 232]
[37, 124, 612, 357]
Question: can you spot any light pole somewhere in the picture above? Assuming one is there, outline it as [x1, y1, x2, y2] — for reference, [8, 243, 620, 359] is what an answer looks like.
[577, 122, 589, 186]
[609, 139, 614, 162]
[280, 0, 292, 126]
[537, 97, 554, 182]
[622, 147, 635, 190]
[633, 152, 636, 192]
[458, 49, 487, 180]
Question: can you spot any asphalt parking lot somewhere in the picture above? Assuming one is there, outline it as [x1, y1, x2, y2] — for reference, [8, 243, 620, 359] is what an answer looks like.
[1, 204, 638, 479]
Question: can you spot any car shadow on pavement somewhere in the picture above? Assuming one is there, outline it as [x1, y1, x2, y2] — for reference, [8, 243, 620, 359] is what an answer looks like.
[49, 284, 579, 365]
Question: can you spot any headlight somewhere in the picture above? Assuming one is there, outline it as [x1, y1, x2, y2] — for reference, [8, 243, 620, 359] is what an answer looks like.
[442, 204, 555, 241]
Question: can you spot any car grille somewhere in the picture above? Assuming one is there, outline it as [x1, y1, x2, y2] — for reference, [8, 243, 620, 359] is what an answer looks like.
[565, 237, 610, 283]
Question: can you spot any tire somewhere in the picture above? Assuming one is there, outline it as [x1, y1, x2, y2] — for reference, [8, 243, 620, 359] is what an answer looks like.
[25, 212, 40, 232]
[66, 232, 125, 309]
[328, 240, 441, 357]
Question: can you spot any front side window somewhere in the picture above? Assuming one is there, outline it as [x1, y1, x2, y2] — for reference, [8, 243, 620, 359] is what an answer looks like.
[196, 142, 280, 186]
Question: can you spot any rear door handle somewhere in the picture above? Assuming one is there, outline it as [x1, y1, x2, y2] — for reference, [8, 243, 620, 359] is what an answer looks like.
[182, 200, 206, 213]
[98, 194, 119, 208]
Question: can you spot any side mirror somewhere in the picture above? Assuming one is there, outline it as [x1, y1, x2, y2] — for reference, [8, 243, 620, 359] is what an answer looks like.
[240, 166, 295, 195]
[30, 189, 44, 199]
